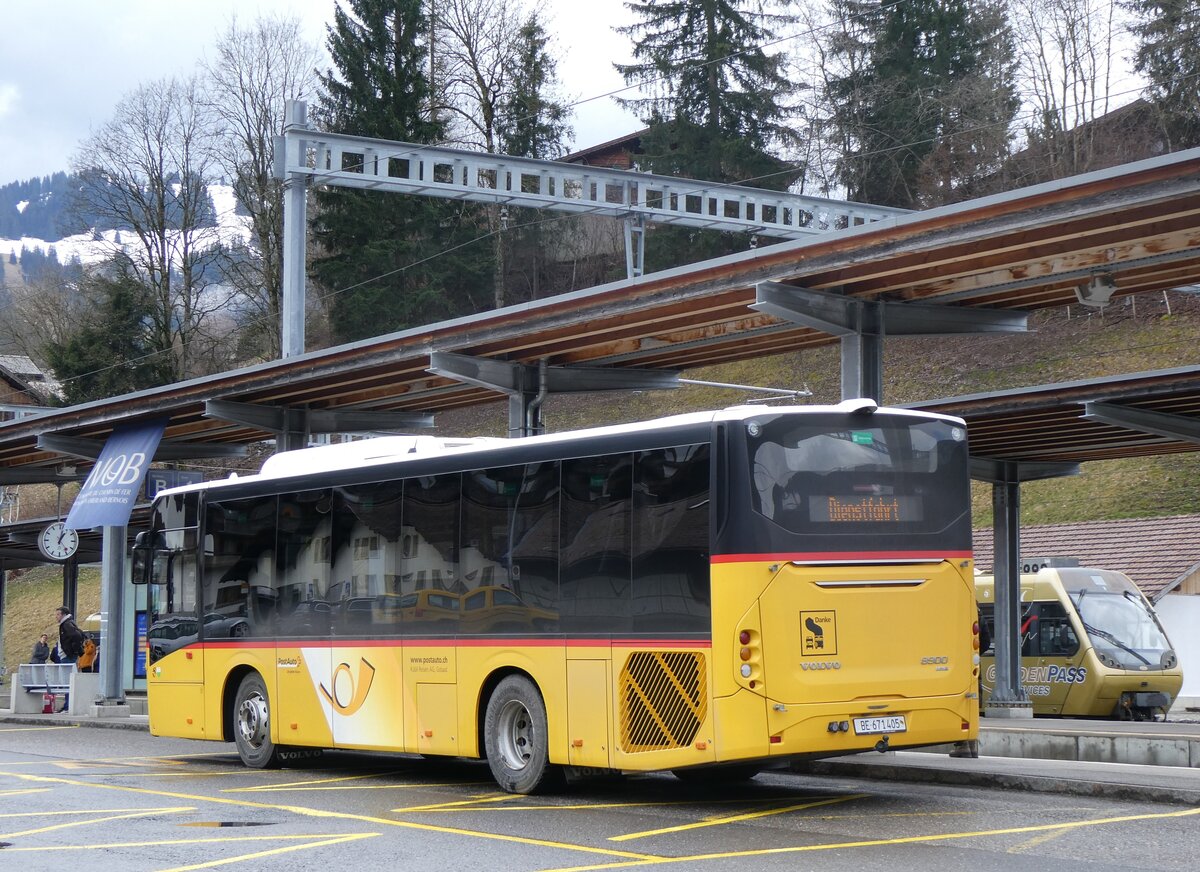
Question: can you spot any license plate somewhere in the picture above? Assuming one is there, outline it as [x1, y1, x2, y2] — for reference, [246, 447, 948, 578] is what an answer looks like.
[852, 715, 907, 735]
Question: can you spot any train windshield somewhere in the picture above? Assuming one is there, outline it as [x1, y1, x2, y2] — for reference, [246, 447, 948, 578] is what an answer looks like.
[1072, 589, 1172, 667]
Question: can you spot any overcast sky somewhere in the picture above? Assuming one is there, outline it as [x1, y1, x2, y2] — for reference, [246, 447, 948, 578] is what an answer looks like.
[0, 0, 640, 188]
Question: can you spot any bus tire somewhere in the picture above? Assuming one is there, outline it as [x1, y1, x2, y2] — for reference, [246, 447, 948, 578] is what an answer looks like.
[234, 673, 280, 769]
[484, 675, 560, 794]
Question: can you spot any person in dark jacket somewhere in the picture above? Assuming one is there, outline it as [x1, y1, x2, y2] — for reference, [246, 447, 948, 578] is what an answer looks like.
[54, 607, 85, 713]
[31, 633, 50, 664]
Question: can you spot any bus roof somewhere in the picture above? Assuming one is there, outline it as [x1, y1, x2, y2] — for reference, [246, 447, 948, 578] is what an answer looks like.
[158, 399, 963, 499]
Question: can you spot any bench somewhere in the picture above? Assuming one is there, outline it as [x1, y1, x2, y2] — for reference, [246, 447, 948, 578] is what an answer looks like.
[12, 663, 76, 714]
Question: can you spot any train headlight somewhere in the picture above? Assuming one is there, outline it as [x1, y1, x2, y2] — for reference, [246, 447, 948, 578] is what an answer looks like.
[1161, 650, 1178, 669]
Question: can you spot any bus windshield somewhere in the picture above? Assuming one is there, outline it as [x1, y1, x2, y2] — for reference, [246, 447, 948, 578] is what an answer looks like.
[1073, 589, 1172, 667]
[748, 415, 969, 538]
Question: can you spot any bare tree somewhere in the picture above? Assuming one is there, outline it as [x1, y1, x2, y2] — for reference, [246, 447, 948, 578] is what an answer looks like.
[71, 75, 230, 381]
[1010, 0, 1121, 181]
[202, 14, 323, 360]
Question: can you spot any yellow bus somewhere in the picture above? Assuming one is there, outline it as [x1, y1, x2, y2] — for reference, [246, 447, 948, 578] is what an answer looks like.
[135, 400, 980, 793]
[976, 564, 1183, 720]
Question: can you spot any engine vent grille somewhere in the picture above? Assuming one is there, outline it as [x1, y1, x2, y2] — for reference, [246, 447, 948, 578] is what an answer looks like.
[618, 651, 707, 753]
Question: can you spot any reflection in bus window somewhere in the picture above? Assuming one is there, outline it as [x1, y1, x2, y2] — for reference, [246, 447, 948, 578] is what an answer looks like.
[462, 462, 560, 633]
[402, 474, 460, 633]
[561, 454, 632, 634]
[632, 444, 710, 633]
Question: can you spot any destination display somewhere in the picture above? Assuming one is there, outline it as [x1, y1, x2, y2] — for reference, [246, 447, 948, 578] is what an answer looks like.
[809, 494, 923, 523]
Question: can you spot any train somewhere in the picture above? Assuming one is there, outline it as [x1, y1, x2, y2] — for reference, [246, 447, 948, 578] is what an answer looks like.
[976, 560, 1183, 720]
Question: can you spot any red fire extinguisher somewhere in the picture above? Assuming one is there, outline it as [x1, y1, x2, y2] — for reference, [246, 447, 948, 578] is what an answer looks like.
[42, 693, 56, 714]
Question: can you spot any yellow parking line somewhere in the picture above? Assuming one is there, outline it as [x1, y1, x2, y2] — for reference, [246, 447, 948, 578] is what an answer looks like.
[609, 795, 864, 842]
[0, 806, 194, 839]
[0, 788, 51, 796]
[3, 832, 376, 854]
[0, 725, 79, 733]
[8, 771, 663, 862]
[404, 795, 841, 814]
[224, 771, 404, 791]
[395, 794, 516, 812]
[159, 832, 380, 872]
[539, 804, 1200, 871]
[0, 807, 185, 819]
[228, 779, 493, 793]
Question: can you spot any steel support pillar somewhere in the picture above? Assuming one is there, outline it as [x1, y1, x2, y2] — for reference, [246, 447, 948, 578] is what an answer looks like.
[624, 215, 646, 280]
[970, 457, 1078, 718]
[95, 525, 130, 715]
[278, 100, 310, 360]
[61, 561, 78, 621]
[988, 465, 1031, 717]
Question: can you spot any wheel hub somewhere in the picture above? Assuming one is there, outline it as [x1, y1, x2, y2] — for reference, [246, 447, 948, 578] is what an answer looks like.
[496, 699, 533, 771]
[238, 692, 269, 748]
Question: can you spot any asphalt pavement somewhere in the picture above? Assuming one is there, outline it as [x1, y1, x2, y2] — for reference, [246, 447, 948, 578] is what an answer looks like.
[3, 699, 1199, 806]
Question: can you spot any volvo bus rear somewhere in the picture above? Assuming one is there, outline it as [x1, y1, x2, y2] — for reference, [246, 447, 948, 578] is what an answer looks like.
[707, 401, 978, 765]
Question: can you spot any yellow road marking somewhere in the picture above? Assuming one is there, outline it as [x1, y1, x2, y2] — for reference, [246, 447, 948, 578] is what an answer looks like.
[0, 808, 186, 819]
[538, 805, 1200, 871]
[1008, 828, 1071, 852]
[395, 794, 516, 812]
[609, 795, 864, 842]
[0, 725, 79, 733]
[0, 788, 51, 796]
[0, 807, 194, 839]
[401, 795, 847, 813]
[3, 832, 376, 853]
[229, 782, 492, 792]
[223, 771, 404, 791]
[158, 832, 380, 872]
[8, 771, 662, 862]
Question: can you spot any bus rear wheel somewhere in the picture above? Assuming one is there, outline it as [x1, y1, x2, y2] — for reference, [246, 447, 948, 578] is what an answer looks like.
[234, 673, 280, 769]
[484, 676, 560, 794]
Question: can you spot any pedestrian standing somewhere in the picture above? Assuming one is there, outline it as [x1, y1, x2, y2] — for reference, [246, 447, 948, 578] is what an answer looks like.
[54, 607, 85, 713]
[31, 633, 50, 664]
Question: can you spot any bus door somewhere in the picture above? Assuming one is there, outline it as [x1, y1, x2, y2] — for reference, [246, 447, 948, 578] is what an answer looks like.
[759, 560, 972, 707]
[1021, 600, 1083, 714]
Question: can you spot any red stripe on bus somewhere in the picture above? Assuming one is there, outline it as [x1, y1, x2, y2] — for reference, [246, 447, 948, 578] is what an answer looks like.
[199, 637, 712, 650]
[710, 550, 972, 563]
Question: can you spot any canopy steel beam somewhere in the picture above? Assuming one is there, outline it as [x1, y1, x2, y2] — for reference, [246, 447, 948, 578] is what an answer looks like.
[753, 282, 1028, 403]
[970, 457, 1080, 483]
[0, 468, 89, 485]
[37, 434, 247, 462]
[205, 399, 434, 443]
[1081, 400, 1200, 443]
[429, 351, 681, 437]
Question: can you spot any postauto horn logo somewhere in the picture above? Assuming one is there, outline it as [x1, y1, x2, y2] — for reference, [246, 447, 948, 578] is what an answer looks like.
[319, 658, 376, 715]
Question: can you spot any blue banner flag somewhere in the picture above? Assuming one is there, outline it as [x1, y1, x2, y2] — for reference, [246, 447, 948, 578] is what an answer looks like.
[65, 419, 166, 529]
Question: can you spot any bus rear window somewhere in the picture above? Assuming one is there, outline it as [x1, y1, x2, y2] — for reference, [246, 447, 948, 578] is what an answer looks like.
[748, 416, 968, 536]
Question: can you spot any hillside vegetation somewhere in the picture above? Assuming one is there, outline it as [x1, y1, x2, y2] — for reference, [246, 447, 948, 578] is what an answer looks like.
[3, 566, 100, 683]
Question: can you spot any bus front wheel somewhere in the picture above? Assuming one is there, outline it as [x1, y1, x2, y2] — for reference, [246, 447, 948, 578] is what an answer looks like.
[234, 673, 280, 769]
[484, 676, 560, 794]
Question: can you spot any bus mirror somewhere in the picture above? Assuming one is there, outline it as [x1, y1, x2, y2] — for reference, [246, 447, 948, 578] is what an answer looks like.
[130, 546, 150, 585]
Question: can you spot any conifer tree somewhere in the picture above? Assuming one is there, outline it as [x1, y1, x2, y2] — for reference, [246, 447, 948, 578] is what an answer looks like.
[311, 0, 493, 343]
[615, 0, 801, 270]
[1126, 0, 1200, 151]
[824, 0, 1018, 209]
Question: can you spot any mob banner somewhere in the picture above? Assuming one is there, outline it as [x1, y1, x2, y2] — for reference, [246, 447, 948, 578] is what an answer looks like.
[65, 419, 166, 530]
